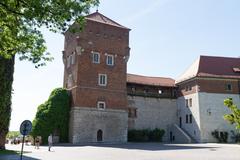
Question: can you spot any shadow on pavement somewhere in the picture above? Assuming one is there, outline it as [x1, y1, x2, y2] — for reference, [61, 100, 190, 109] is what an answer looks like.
[53, 143, 219, 151]
[0, 155, 40, 160]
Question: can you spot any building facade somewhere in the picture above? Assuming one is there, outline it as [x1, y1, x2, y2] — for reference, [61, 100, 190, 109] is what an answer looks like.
[63, 12, 240, 143]
[63, 11, 130, 143]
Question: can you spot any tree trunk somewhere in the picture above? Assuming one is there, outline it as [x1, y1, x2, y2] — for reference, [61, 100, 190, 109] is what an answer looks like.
[0, 55, 15, 150]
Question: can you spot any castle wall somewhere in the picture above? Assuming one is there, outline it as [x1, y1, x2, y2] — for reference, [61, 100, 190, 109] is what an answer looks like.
[177, 93, 201, 142]
[69, 107, 128, 143]
[127, 96, 177, 142]
[198, 92, 240, 142]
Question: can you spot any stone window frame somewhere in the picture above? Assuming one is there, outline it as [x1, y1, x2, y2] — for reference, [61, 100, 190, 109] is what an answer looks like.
[106, 54, 114, 66]
[92, 51, 100, 64]
[97, 101, 106, 110]
[98, 74, 107, 86]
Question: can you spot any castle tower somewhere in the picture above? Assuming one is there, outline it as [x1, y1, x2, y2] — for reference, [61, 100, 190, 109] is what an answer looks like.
[63, 11, 130, 143]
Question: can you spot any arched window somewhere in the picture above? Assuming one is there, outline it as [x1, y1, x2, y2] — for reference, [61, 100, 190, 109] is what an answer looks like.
[97, 129, 103, 142]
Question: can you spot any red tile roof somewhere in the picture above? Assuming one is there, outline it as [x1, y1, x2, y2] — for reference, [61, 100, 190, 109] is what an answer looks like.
[86, 11, 130, 30]
[127, 74, 175, 87]
[197, 55, 240, 79]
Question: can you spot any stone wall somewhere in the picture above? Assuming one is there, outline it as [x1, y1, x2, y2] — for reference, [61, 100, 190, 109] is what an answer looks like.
[127, 96, 177, 142]
[177, 93, 201, 142]
[69, 107, 128, 144]
[198, 93, 240, 142]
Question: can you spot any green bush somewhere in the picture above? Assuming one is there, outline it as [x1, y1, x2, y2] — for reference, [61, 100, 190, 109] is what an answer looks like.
[31, 88, 70, 144]
[211, 130, 228, 143]
[230, 130, 240, 143]
[128, 128, 165, 142]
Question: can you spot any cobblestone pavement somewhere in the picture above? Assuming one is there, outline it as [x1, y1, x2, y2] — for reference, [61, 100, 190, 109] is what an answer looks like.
[1, 143, 240, 160]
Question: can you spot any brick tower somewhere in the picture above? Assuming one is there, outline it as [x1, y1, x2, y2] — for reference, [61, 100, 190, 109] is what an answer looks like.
[63, 11, 130, 143]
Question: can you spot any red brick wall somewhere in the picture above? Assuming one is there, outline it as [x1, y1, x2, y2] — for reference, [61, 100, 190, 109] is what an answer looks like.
[63, 19, 130, 110]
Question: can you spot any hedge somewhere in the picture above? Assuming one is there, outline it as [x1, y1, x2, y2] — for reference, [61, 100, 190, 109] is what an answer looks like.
[128, 128, 165, 142]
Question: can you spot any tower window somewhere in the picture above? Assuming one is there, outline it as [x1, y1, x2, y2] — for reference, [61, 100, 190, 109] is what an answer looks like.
[186, 114, 189, 123]
[97, 101, 106, 110]
[106, 54, 114, 66]
[98, 74, 107, 86]
[71, 52, 75, 65]
[67, 56, 71, 68]
[92, 52, 100, 64]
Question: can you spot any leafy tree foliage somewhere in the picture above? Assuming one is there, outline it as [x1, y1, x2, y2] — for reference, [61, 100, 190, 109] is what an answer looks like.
[31, 88, 70, 144]
[0, 0, 99, 65]
[6, 131, 20, 139]
[0, 0, 99, 149]
[224, 98, 240, 130]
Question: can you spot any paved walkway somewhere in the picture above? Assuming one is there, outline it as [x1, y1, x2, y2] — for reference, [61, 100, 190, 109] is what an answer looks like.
[1, 143, 240, 160]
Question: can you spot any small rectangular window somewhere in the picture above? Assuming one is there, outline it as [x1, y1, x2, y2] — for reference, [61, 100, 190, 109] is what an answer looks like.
[189, 98, 192, 107]
[98, 74, 107, 86]
[225, 83, 232, 91]
[67, 56, 71, 68]
[106, 54, 114, 66]
[186, 115, 188, 123]
[128, 108, 137, 118]
[189, 114, 192, 123]
[71, 52, 75, 65]
[92, 52, 100, 64]
[185, 99, 189, 107]
[97, 101, 106, 110]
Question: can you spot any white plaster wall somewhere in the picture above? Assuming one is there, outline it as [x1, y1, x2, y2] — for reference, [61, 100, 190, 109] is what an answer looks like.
[198, 93, 240, 142]
[177, 93, 201, 142]
[127, 96, 177, 142]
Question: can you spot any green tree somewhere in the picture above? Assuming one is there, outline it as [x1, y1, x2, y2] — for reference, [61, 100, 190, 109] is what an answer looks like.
[0, 0, 99, 150]
[6, 131, 20, 139]
[224, 98, 240, 130]
[31, 88, 70, 144]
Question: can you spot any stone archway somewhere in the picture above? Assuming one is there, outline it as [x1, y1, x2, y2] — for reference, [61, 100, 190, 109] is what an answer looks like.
[97, 129, 103, 142]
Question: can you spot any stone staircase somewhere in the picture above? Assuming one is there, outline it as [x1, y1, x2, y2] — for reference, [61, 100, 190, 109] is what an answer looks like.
[171, 124, 197, 143]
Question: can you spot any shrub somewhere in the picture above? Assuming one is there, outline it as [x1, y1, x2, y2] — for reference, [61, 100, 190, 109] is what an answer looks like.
[230, 130, 240, 143]
[128, 128, 165, 142]
[211, 130, 228, 143]
[31, 88, 70, 144]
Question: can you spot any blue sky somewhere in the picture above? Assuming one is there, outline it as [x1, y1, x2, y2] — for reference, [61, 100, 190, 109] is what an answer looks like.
[10, 0, 240, 130]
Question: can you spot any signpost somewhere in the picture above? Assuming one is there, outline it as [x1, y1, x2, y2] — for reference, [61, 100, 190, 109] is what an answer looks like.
[19, 120, 32, 160]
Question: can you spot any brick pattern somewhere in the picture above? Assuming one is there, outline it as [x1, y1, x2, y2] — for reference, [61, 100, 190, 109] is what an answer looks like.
[63, 19, 130, 110]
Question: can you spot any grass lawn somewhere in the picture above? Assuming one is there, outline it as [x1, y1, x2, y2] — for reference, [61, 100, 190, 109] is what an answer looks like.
[0, 149, 20, 155]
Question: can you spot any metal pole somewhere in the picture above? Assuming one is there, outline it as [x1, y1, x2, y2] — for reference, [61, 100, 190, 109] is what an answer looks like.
[20, 135, 25, 160]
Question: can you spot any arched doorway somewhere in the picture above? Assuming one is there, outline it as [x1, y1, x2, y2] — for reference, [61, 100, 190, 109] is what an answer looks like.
[97, 129, 103, 142]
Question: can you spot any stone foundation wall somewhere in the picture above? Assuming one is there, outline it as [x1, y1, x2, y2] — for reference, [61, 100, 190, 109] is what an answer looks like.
[69, 107, 128, 144]
[127, 96, 177, 142]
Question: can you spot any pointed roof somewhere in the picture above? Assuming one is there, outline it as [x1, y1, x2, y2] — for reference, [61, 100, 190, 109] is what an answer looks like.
[176, 55, 240, 83]
[127, 74, 175, 87]
[85, 11, 130, 30]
